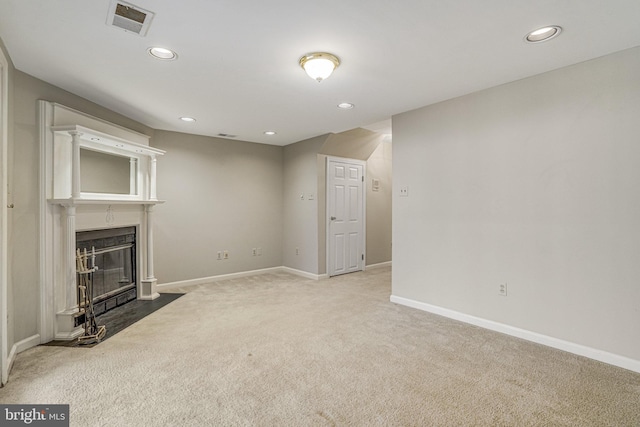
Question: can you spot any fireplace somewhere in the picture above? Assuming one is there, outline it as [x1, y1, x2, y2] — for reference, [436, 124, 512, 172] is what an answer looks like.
[76, 226, 137, 316]
[40, 101, 165, 342]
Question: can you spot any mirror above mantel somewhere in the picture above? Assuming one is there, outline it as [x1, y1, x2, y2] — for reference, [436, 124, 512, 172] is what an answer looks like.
[50, 124, 165, 204]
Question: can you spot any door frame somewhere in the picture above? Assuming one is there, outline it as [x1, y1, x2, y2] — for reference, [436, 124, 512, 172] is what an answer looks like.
[325, 156, 366, 277]
[0, 46, 9, 385]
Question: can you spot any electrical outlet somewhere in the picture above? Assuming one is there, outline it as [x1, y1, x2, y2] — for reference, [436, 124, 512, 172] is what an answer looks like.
[223, 250, 229, 260]
[295, 247, 299, 256]
[400, 186, 409, 197]
[252, 248, 257, 256]
[217, 251, 222, 260]
[499, 283, 507, 296]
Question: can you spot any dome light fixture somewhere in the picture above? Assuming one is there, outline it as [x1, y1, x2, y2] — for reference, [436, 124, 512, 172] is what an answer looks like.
[148, 46, 178, 60]
[179, 117, 196, 122]
[525, 26, 562, 43]
[264, 131, 277, 135]
[337, 102, 354, 110]
[299, 52, 340, 82]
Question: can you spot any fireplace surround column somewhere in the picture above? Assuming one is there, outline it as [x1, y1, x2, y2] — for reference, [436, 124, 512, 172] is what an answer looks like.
[54, 204, 83, 340]
[69, 130, 82, 198]
[149, 155, 157, 201]
[64, 205, 77, 310]
[140, 204, 159, 300]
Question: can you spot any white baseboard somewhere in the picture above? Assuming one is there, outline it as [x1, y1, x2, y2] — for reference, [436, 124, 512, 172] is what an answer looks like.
[7, 334, 41, 377]
[366, 261, 392, 270]
[158, 267, 284, 290]
[281, 267, 327, 280]
[159, 263, 393, 291]
[390, 295, 640, 374]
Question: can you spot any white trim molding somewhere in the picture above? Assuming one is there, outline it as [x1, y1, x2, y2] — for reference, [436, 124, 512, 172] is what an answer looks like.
[365, 261, 392, 270]
[0, 45, 9, 386]
[281, 267, 328, 281]
[7, 335, 41, 377]
[390, 295, 640, 374]
[158, 267, 284, 290]
[158, 266, 330, 291]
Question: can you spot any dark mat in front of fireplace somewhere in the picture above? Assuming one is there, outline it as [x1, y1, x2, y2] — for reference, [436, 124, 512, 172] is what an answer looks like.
[43, 293, 184, 348]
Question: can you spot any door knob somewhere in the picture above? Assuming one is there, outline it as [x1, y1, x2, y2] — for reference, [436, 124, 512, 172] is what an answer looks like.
[330, 216, 336, 220]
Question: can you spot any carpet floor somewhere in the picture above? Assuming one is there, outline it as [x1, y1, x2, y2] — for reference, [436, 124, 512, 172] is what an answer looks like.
[1, 267, 639, 426]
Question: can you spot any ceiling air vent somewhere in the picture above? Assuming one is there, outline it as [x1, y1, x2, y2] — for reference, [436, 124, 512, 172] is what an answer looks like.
[106, 0, 154, 36]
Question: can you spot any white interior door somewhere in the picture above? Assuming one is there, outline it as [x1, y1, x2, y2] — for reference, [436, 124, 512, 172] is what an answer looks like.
[327, 157, 365, 277]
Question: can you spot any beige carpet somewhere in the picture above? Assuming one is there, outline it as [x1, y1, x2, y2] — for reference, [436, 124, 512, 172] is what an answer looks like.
[2, 267, 639, 426]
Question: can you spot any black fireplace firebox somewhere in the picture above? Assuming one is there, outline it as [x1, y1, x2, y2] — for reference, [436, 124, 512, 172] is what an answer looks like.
[76, 226, 137, 316]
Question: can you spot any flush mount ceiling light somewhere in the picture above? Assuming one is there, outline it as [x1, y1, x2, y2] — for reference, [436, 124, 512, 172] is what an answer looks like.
[337, 102, 354, 110]
[148, 46, 177, 60]
[264, 131, 277, 135]
[525, 26, 562, 43]
[179, 116, 196, 122]
[299, 52, 340, 82]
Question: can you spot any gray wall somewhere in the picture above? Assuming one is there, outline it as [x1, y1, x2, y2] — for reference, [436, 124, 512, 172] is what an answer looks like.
[392, 46, 640, 362]
[153, 131, 284, 283]
[366, 140, 392, 265]
[283, 135, 327, 274]
[80, 149, 131, 194]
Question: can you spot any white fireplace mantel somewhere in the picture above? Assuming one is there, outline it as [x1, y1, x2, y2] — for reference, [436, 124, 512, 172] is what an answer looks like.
[50, 124, 165, 203]
[39, 102, 166, 342]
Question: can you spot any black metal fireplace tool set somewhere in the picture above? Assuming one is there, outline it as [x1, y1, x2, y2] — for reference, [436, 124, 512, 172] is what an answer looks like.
[76, 248, 107, 344]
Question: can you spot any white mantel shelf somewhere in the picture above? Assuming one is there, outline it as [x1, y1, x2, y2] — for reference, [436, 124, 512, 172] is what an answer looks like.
[51, 125, 165, 157]
[49, 198, 166, 206]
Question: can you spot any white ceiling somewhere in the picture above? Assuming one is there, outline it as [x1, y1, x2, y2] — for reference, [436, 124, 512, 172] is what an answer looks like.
[1, 0, 639, 146]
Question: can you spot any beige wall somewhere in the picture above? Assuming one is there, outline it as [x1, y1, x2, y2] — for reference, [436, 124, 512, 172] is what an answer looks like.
[153, 131, 284, 283]
[392, 46, 640, 362]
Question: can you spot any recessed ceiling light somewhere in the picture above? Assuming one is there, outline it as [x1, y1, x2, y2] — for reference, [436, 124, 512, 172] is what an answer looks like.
[179, 117, 196, 122]
[525, 26, 562, 43]
[338, 102, 354, 109]
[264, 131, 277, 135]
[148, 46, 177, 60]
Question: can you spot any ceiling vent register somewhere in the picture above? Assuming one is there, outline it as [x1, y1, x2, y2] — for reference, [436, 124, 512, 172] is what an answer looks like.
[107, 0, 154, 36]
